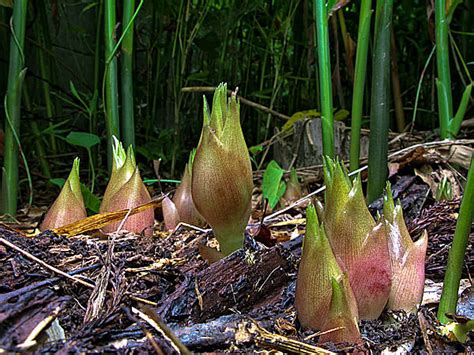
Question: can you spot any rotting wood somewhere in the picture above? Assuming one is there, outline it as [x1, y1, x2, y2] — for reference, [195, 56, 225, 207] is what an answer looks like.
[158, 245, 297, 322]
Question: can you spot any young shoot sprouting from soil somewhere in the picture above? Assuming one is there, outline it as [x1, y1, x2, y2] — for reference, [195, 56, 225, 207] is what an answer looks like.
[100, 136, 154, 236]
[162, 149, 205, 231]
[40, 158, 87, 231]
[192, 83, 253, 256]
[296, 157, 428, 344]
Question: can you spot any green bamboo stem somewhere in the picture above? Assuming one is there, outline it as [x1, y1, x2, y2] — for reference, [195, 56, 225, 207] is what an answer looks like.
[313, 0, 334, 158]
[337, 10, 354, 81]
[0, 7, 9, 96]
[1, 0, 28, 215]
[438, 155, 474, 324]
[91, 0, 104, 136]
[37, 0, 57, 153]
[367, 0, 394, 203]
[22, 86, 51, 179]
[435, 0, 453, 139]
[104, 0, 120, 171]
[349, 0, 372, 171]
[121, 0, 136, 149]
[391, 30, 406, 132]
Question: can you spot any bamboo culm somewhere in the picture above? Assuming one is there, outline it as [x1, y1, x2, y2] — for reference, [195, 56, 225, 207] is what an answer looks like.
[1, 0, 28, 215]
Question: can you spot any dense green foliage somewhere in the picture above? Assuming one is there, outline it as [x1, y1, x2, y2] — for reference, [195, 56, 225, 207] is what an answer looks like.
[0, 0, 473, 210]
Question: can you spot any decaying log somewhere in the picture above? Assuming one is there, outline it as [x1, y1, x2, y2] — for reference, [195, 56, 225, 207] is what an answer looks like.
[159, 245, 297, 322]
[0, 287, 71, 350]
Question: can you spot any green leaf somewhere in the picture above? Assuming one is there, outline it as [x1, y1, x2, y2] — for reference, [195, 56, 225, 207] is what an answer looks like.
[80, 183, 101, 213]
[69, 81, 89, 112]
[249, 145, 264, 156]
[66, 131, 101, 149]
[49, 178, 66, 188]
[334, 108, 350, 121]
[262, 160, 287, 209]
[449, 83, 472, 137]
[282, 109, 321, 131]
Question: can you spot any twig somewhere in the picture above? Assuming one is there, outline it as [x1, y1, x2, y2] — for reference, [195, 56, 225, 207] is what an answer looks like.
[0, 237, 95, 289]
[132, 306, 191, 355]
[181, 86, 291, 121]
[0, 237, 157, 306]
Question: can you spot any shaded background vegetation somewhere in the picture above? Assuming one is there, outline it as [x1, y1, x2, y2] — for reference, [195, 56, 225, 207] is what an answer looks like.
[0, 0, 473, 204]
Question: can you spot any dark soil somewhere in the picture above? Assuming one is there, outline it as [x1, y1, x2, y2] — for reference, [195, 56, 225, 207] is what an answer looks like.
[1, 155, 473, 353]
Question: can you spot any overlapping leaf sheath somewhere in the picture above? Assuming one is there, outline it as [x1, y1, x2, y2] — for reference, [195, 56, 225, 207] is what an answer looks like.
[100, 137, 154, 236]
[192, 83, 253, 256]
[40, 158, 87, 231]
[172, 149, 205, 227]
[162, 195, 180, 232]
[384, 184, 428, 312]
[319, 275, 362, 345]
[322, 157, 391, 319]
[101, 137, 134, 211]
[295, 204, 357, 330]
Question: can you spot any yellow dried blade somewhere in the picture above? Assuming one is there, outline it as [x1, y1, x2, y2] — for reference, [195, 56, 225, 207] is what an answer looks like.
[52, 199, 163, 237]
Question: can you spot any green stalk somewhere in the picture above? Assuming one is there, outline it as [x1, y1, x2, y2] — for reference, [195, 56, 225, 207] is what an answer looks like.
[0, 7, 10, 96]
[367, 0, 393, 203]
[91, 0, 104, 136]
[349, 0, 372, 171]
[391, 30, 406, 132]
[435, 0, 453, 139]
[22, 86, 51, 178]
[438, 155, 474, 324]
[121, 0, 136, 149]
[1, 0, 28, 215]
[37, 0, 57, 153]
[313, 0, 334, 158]
[104, 0, 120, 171]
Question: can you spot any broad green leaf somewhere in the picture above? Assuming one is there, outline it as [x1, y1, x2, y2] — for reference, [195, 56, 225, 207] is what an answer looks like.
[249, 145, 264, 156]
[66, 131, 100, 149]
[334, 108, 350, 121]
[282, 109, 321, 131]
[49, 178, 65, 188]
[80, 183, 101, 213]
[262, 160, 287, 209]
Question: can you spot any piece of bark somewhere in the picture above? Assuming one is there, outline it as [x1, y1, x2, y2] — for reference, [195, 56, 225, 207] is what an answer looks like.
[159, 245, 296, 322]
[0, 287, 71, 349]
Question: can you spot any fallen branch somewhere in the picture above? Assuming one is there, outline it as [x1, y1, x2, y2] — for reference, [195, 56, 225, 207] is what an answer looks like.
[181, 86, 291, 121]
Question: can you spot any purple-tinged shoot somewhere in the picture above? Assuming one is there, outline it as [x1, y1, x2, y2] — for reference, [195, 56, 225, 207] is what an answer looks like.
[384, 183, 428, 312]
[192, 83, 253, 256]
[322, 157, 391, 319]
[162, 195, 180, 232]
[295, 204, 356, 330]
[100, 137, 154, 235]
[173, 149, 205, 227]
[40, 158, 87, 231]
[100, 136, 135, 212]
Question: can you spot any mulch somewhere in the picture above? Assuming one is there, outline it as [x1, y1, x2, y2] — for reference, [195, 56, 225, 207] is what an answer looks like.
[0, 144, 473, 353]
